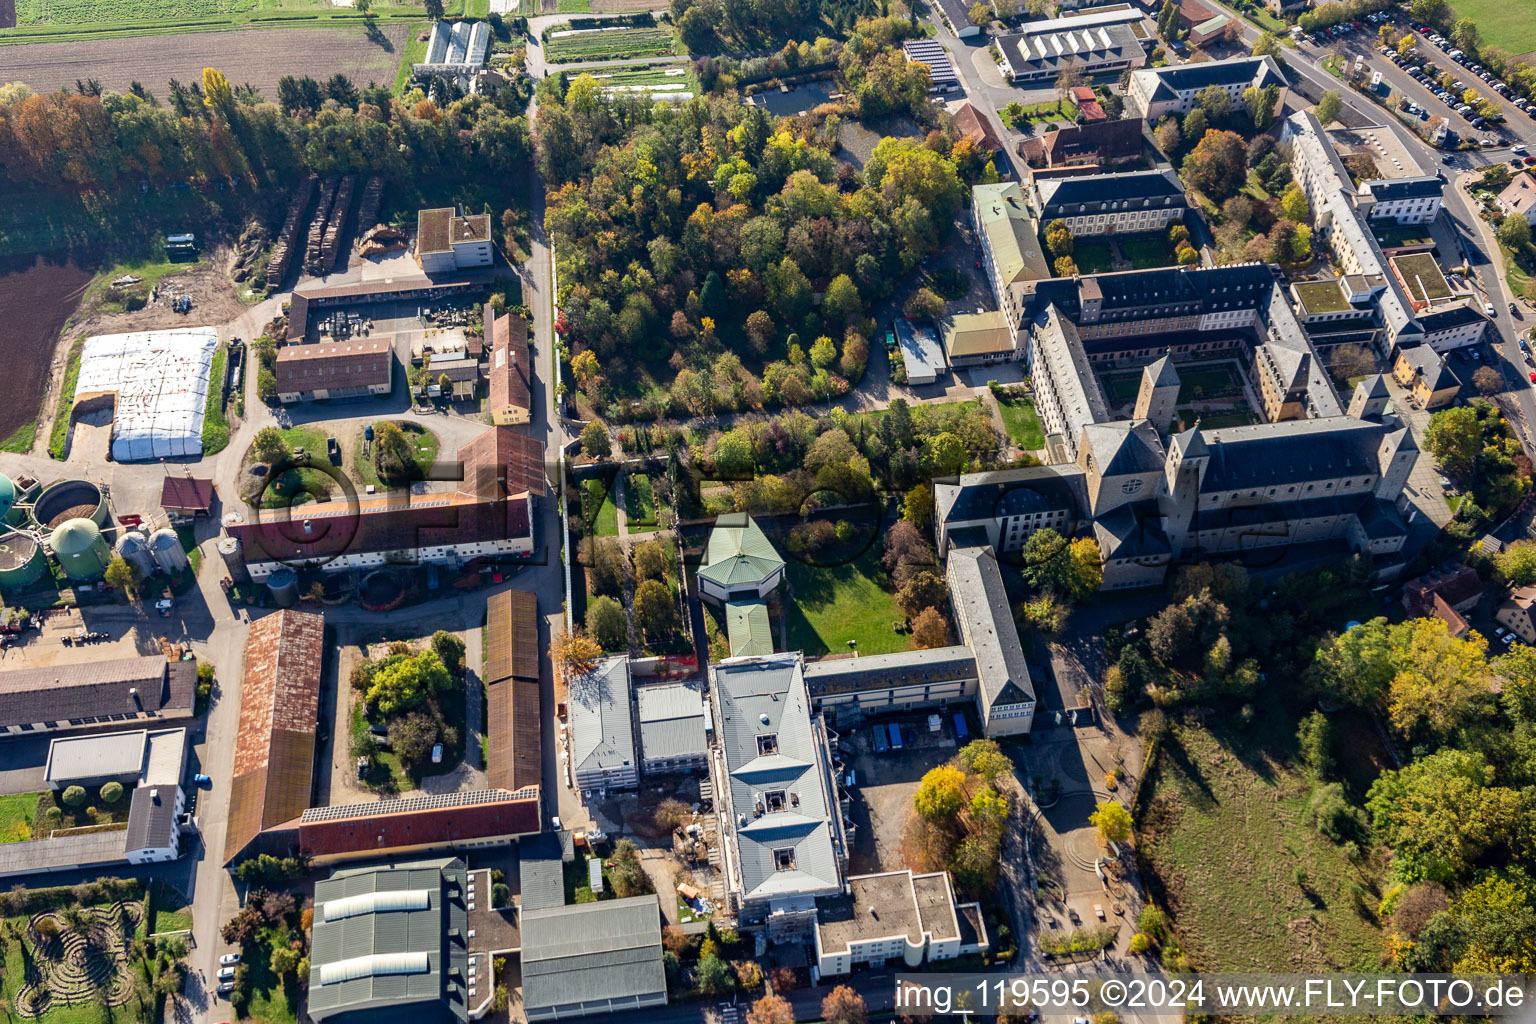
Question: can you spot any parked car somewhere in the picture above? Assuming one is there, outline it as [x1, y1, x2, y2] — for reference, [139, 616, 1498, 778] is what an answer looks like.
[219, 953, 241, 967]
[431, 742, 443, 764]
[216, 984, 234, 997]
[1487, 302, 1498, 316]
[217, 967, 235, 982]
[193, 773, 211, 785]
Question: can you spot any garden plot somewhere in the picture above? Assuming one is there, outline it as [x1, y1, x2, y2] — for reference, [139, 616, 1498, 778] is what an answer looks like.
[543, 25, 675, 62]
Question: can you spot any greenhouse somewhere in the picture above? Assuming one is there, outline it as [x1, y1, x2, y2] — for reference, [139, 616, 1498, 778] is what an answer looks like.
[74, 327, 218, 461]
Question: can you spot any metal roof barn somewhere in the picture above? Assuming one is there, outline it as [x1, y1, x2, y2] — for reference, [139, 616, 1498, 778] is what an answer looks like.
[74, 328, 217, 461]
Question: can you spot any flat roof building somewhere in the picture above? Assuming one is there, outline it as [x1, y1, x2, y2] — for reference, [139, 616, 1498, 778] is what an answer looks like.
[308, 858, 469, 1024]
[416, 208, 493, 273]
[44, 727, 187, 791]
[894, 317, 948, 384]
[813, 869, 987, 977]
[942, 311, 1019, 367]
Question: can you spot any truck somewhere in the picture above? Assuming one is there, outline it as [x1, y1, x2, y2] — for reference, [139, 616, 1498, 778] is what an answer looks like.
[887, 723, 903, 751]
[953, 712, 969, 741]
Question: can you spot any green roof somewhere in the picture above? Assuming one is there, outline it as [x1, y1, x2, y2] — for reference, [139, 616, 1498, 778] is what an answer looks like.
[1293, 280, 1350, 313]
[726, 600, 774, 657]
[1193, 14, 1228, 33]
[699, 514, 784, 588]
[974, 183, 1049, 287]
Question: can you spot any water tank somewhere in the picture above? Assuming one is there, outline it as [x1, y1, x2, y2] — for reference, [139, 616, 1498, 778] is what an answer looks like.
[32, 479, 108, 530]
[114, 530, 156, 578]
[0, 529, 46, 590]
[149, 528, 190, 574]
[50, 518, 110, 580]
[0, 474, 15, 525]
[217, 535, 251, 585]
[267, 567, 300, 607]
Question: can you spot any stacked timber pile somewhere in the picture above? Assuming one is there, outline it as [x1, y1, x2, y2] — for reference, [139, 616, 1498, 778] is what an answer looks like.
[265, 174, 318, 288]
[355, 176, 385, 234]
[357, 225, 409, 258]
[313, 174, 356, 274]
[303, 175, 341, 272]
[231, 218, 269, 283]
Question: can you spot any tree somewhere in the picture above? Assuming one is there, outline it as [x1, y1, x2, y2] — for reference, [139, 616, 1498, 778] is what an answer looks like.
[104, 556, 141, 597]
[99, 781, 124, 804]
[655, 798, 690, 832]
[1046, 222, 1074, 257]
[904, 288, 944, 321]
[1090, 800, 1133, 846]
[633, 539, 669, 582]
[1296, 710, 1334, 777]
[424, 0, 445, 18]
[1473, 365, 1503, 396]
[1054, 256, 1080, 277]
[1384, 618, 1492, 739]
[61, 786, 86, 807]
[1495, 541, 1536, 587]
[1196, 84, 1230, 118]
[1451, 16, 1479, 52]
[902, 483, 934, 532]
[1423, 405, 1482, 481]
[1312, 617, 1396, 707]
[587, 595, 627, 651]
[1021, 529, 1101, 600]
[1398, 33, 1417, 56]
[1181, 129, 1247, 200]
[957, 739, 1013, 783]
[809, 336, 837, 369]
[744, 310, 776, 352]
[1498, 214, 1531, 253]
[1243, 83, 1280, 130]
[1154, 116, 1182, 155]
[252, 426, 289, 463]
[634, 578, 675, 636]
[366, 651, 452, 716]
[695, 953, 733, 996]
[608, 839, 651, 898]
[1252, 32, 1284, 60]
[967, 1, 990, 25]
[911, 607, 951, 649]
[914, 765, 967, 820]
[923, 432, 967, 477]
[1280, 183, 1310, 223]
[202, 67, 233, 113]
[823, 986, 869, 1024]
[431, 630, 465, 672]
[269, 943, 300, 978]
[1367, 748, 1522, 884]
[580, 421, 611, 459]
[1315, 89, 1343, 126]
[748, 995, 795, 1024]
[1181, 107, 1208, 143]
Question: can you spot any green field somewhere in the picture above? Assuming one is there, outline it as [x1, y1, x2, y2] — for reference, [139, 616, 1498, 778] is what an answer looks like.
[626, 472, 656, 527]
[1441, 0, 1536, 56]
[583, 478, 619, 537]
[1139, 719, 1387, 972]
[202, 344, 231, 456]
[582, 62, 692, 88]
[544, 26, 678, 63]
[1072, 240, 1113, 274]
[996, 393, 1044, 450]
[0, 793, 37, 844]
[784, 547, 908, 657]
[1119, 235, 1178, 270]
[1177, 365, 1241, 401]
[47, 336, 85, 460]
[4, 0, 471, 43]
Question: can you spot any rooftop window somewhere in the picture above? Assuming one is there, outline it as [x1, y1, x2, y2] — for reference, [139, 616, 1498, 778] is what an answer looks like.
[773, 848, 797, 871]
[757, 734, 778, 755]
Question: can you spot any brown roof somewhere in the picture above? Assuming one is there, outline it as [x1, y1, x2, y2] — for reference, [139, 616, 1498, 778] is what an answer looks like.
[1178, 0, 1217, 25]
[457, 427, 548, 500]
[486, 588, 540, 685]
[292, 789, 541, 859]
[161, 477, 215, 513]
[1019, 118, 1143, 168]
[274, 339, 393, 395]
[296, 271, 494, 304]
[452, 213, 491, 244]
[226, 490, 532, 567]
[1403, 566, 1484, 616]
[1070, 87, 1107, 122]
[224, 609, 324, 864]
[487, 313, 532, 415]
[952, 103, 1002, 154]
[486, 589, 542, 793]
[0, 656, 193, 730]
[418, 207, 454, 254]
[286, 293, 310, 343]
[1430, 592, 1470, 638]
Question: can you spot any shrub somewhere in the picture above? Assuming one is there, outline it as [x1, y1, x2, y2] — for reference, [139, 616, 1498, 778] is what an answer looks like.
[492, 883, 511, 908]
[99, 782, 124, 804]
[61, 786, 87, 807]
[1129, 933, 1150, 954]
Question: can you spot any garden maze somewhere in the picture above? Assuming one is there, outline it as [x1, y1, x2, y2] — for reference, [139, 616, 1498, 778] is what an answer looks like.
[15, 901, 144, 1018]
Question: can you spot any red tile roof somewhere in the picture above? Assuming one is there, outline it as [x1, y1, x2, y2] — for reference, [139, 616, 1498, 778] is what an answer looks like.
[274, 339, 392, 395]
[160, 477, 215, 513]
[951, 103, 1002, 154]
[487, 311, 532, 415]
[457, 426, 547, 500]
[293, 790, 542, 859]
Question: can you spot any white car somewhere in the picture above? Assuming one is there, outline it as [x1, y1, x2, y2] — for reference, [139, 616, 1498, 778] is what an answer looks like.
[219, 953, 241, 967]
[1487, 302, 1497, 315]
[217, 967, 236, 982]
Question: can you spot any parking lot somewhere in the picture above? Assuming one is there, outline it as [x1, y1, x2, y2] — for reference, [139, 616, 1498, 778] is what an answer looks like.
[840, 711, 969, 875]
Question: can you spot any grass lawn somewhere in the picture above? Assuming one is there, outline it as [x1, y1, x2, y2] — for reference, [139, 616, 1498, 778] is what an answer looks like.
[1073, 240, 1114, 274]
[1441, 0, 1536, 54]
[1099, 370, 1143, 406]
[255, 426, 336, 508]
[394, 21, 433, 94]
[784, 547, 907, 657]
[1002, 99, 1079, 127]
[354, 421, 439, 489]
[1175, 407, 1254, 428]
[1177, 365, 1241, 401]
[0, 792, 37, 843]
[584, 478, 620, 538]
[202, 343, 230, 456]
[149, 881, 192, 934]
[239, 926, 300, 1024]
[1119, 235, 1178, 270]
[996, 393, 1044, 450]
[626, 472, 657, 528]
[556, 0, 592, 10]
[47, 336, 85, 459]
[1139, 716, 1388, 972]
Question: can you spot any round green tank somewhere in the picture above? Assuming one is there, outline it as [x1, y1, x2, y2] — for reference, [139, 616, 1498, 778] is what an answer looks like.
[50, 518, 110, 580]
[0, 529, 46, 590]
[0, 474, 15, 526]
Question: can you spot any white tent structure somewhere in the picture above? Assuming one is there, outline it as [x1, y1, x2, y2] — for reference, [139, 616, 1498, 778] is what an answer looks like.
[74, 328, 218, 462]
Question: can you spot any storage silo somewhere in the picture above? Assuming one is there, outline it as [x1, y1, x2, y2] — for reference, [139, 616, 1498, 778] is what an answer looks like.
[114, 530, 156, 578]
[217, 535, 251, 585]
[0, 529, 46, 590]
[32, 479, 109, 530]
[50, 518, 110, 580]
[149, 528, 190, 574]
[267, 567, 300, 607]
[0, 474, 15, 526]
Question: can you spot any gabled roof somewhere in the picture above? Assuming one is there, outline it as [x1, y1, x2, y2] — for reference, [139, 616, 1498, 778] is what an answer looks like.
[935, 464, 1088, 527]
[160, 476, 214, 513]
[0, 657, 193, 732]
[1037, 168, 1184, 213]
[726, 599, 774, 657]
[952, 103, 1002, 153]
[486, 312, 532, 415]
[1198, 417, 1408, 492]
[636, 680, 708, 761]
[274, 339, 392, 395]
[699, 514, 784, 588]
[224, 609, 323, 865]
[1134, 54, 1282, 95]
[1367, 176, 1445, 202]
[1020, 118, 1144, 168]
[520, 896, 666, 1018]
[945, 545, 1034, 712]
[974, 182, 1050, 285]
[294, 789, 541, 858]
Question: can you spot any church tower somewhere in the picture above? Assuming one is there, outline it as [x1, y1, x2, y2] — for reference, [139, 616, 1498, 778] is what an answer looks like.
[1134, 352, 1181, 436]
